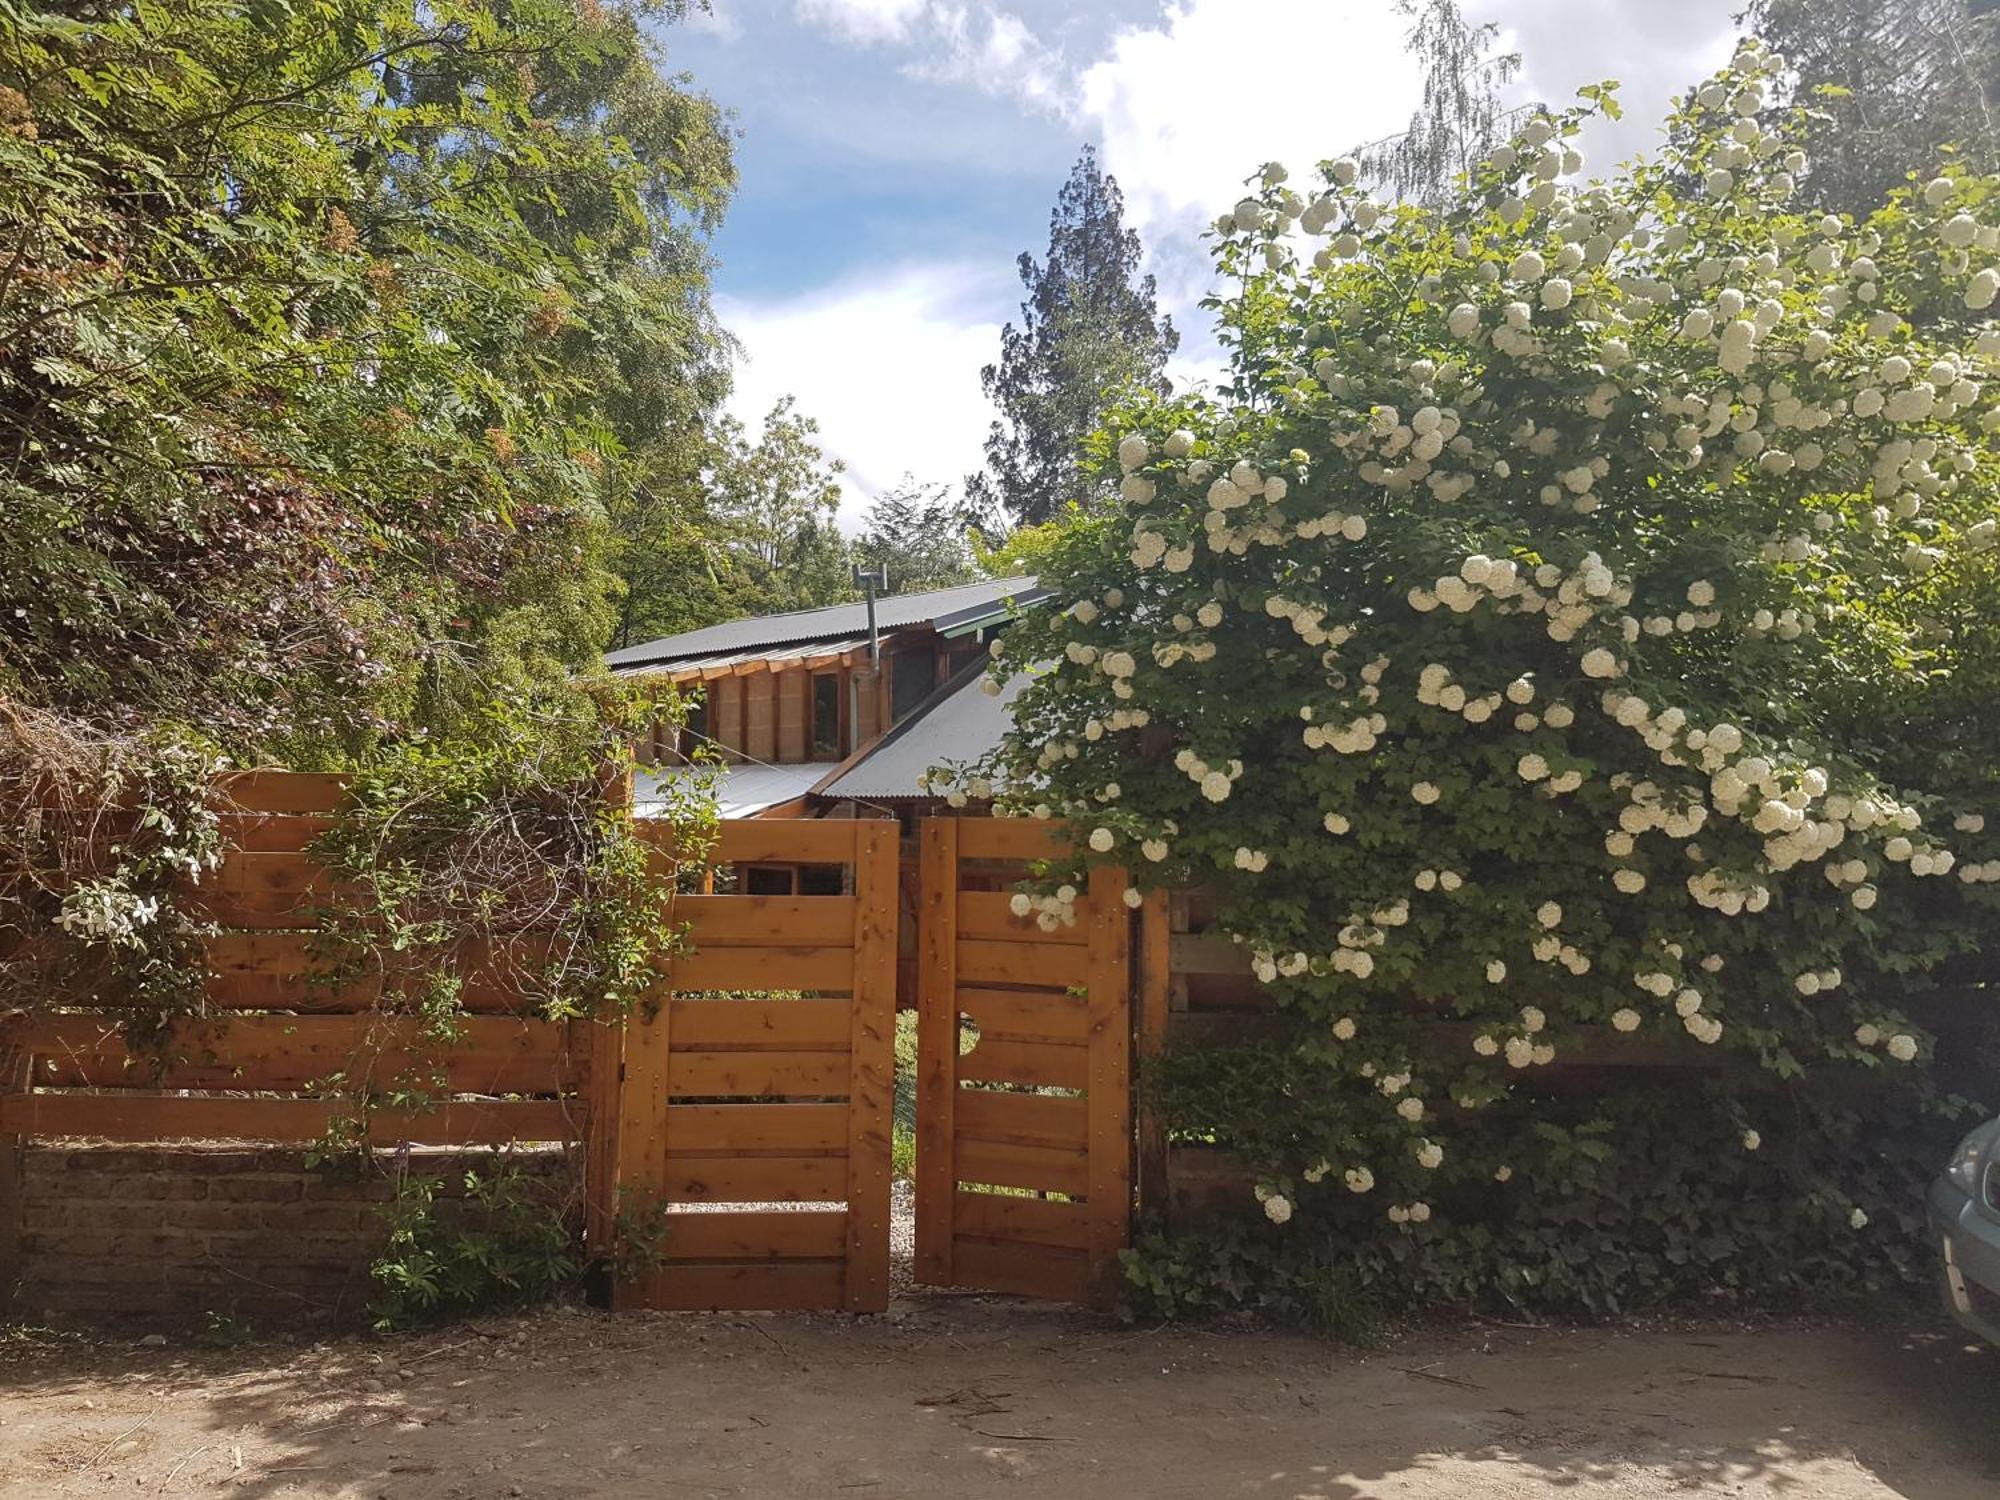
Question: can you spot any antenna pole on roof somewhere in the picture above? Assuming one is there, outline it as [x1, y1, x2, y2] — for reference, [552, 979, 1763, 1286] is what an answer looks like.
[852, 563, 889, 668]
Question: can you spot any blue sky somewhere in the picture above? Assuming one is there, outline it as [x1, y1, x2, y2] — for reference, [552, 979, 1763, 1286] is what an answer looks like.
[659, 0, 1746, 522]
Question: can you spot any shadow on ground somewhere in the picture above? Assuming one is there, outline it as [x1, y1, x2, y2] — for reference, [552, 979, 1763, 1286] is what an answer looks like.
[1, 1297, 1996, 1499]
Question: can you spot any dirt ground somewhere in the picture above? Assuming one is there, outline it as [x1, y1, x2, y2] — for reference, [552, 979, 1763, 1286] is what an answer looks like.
[1, 1294, 1996, 1500]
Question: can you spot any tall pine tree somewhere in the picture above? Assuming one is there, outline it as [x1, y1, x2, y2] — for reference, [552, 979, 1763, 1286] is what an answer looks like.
[969, 147, 1177, 528]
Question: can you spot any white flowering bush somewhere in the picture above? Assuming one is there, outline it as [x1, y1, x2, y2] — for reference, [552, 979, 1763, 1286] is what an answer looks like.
[959, 44, 2000, 1318]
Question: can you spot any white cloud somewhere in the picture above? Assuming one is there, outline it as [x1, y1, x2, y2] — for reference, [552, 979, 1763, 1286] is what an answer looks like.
[794, 0, 931, 45]
[719, 264, 1008, 526]
[1078, 0, 1423, 235]
[909, 6, 1067, 114]
[1477, 0, 1743, 171]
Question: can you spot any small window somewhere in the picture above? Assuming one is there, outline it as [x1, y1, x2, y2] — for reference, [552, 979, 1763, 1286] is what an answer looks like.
[682, 686, 712, 755]
[743, 866, 795, 896]
[797, 863, 846, 896]
[891, 645, 936, 723]
[811, 674, 841, 758]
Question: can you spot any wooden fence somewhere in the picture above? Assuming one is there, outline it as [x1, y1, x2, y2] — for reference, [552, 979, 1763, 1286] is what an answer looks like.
[2, 771, 582, 1148]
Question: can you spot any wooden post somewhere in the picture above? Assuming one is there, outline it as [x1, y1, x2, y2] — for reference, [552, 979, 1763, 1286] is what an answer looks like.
[586, 765, 633, 1261]
[609, 762, 668, 1312]
[1084, 863, 1133, 1305]
[913, 817, 958, 1285]
[1135, 890, 1171, 1220]
[0, 1044, 28, 1316]
[844, 821, 897, 1312]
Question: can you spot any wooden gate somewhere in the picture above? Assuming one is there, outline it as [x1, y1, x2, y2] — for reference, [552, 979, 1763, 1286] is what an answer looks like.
[914, 818, 1132, 1303]
[600, 819, 898, 1313]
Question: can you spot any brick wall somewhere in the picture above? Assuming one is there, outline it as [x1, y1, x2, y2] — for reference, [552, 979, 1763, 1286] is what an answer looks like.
[0, 1143, 576, 1330]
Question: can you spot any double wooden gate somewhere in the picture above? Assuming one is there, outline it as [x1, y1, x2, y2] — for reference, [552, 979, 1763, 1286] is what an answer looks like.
[606, 816, 1136, 1313]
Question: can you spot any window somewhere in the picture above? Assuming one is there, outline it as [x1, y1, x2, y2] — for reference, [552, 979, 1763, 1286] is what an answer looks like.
[891, 644, 936, 723]
[797, 863, 846, 896]
[682, 686, 712, 756]
[811, 673, 841, 758]
[743, 866, 795, 896]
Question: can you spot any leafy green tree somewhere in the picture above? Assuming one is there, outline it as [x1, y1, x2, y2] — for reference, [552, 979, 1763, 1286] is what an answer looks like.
[710, 397, 854, 614]
[0, 0, 732, 758]
[1357, 0, 1528, 207]
[969, 146, 1179, 528]
[1744, 0, 2000, 215]
[853, 479, 986, 593]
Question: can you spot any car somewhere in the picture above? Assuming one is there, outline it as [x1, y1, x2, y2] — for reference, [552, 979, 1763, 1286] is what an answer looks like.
[1930, 1116, 2000, 1346]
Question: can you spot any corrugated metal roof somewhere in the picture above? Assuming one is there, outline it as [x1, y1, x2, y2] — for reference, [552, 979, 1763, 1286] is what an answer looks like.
[634, 761, 836, 820]
[604, 576, 1044, 670]
[818, 668, 1031, 801]
[610, 635, 870, 680]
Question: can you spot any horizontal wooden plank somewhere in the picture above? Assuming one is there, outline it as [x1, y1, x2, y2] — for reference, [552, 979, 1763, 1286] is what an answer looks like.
[949, 1234, 1092, 1302]
[18, 1014, 571, 1095]
[213, 813, 333, 853]
[186, 851, 333, 929]
[633, 1260, 846, 1312]
[954, 1089, 1088, 1151]
[637, 819, 860, 868]
[955, 891, 1087, 946]
[668, 1050, 849, 1099]
[0, 1093, 573, 1145]
[664, 1102, 848, 1155]
[717, 819, 862, 867]
[955, 1134, 1088, 1197]
[953, 1188, 1092, 1251]
[667, 999, 851, 1051]
[661, 1154, 846, 1203]
[679, 895, 856, 946]
[953, 819, 1072, 864]
[659, 1209, 848, 1261]
[956, 1037, 1088, 1091]
[956, 938, 1089, 990]
[666, 945, 855, 993]
[201, 932, 547, 1014]
[211, 771, 349, 814]
[956, 986, 1090, 1045]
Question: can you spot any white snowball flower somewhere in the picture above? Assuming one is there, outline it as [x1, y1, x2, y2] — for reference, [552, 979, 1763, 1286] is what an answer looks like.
[1411, 781, 1442, 805]
[1581, 648, 1620, 679]
[1611, 1008, 1642, 1032]
[1743, 1130, 1761, 1151]
[1263, 1193, 1294, 1225]
[1485, 960, 1507, 983]
[1163, 428, 1196, 459]
[1331, 1017, 1357, 1041]
[1886, 1033, 1919, 1062]
[1396, 1097, 1425, 1122]
[1536, 901, 1563, 928]
[1008, 892, 1032, 918]
[1088, 827, 1115, 853]
[1117, 434, 1150, 470]
[1849, 1208, 1869, 1230]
